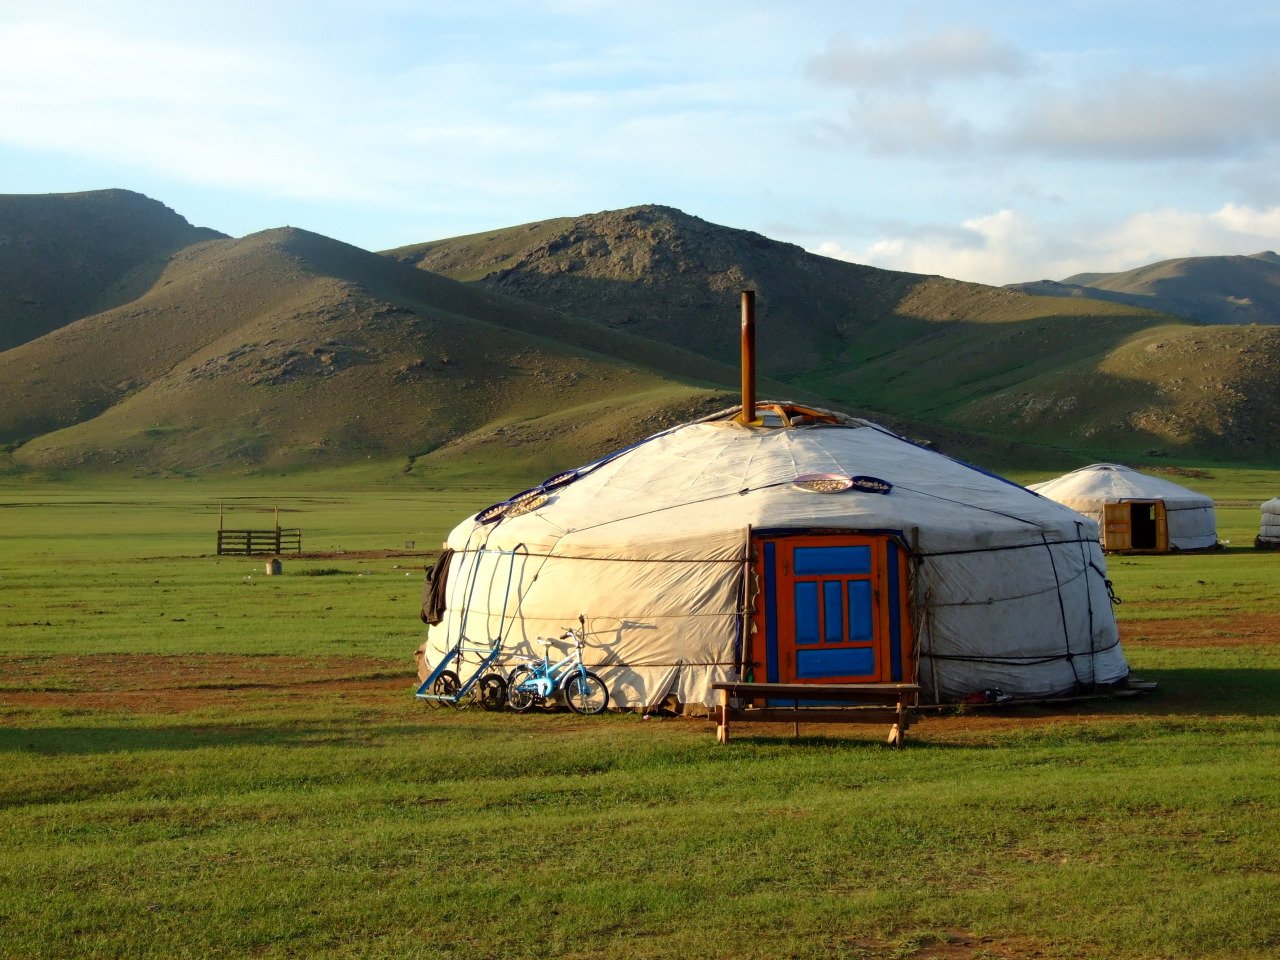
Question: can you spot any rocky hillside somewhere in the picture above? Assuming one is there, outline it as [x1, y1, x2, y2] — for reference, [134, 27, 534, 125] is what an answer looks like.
[386, 205, 929, 374]
[0, 226, 738, 476]
[1010, 251, 1280, 326]
[0, 189, 224, 350]
[387, 206, 1280, 462]
[4, 192, 1279, 476]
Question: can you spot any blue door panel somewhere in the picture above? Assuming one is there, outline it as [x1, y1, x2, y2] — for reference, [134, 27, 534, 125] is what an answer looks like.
[794, 545, 871, 575]
[793, 582, 819, 644]
[822, 580, 844, 642]
[847, 580, 873, 642]
[796, 646, 876, 678]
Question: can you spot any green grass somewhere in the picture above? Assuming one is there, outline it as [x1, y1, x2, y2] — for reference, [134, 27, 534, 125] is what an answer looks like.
[2, 475, 1279, 959]
[0, 479, 506, 658]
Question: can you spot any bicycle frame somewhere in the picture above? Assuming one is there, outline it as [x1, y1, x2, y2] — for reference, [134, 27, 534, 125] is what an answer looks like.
[513, 629, 589, 700]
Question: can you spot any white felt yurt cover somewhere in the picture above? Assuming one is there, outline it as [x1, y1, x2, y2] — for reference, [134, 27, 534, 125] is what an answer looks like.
[1259, 497, 1280, 546]
[1029, 463, 1218, 551]
[418, 409, 1129, 707]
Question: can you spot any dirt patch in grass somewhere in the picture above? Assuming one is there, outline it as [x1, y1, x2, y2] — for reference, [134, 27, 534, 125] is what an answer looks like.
[6, 607, 1271, 731]
[1123, 613, 1280, 647]
[908, 929, 1050, 959]
[298, 550, 434, 561]
[0, 653, 409, 713]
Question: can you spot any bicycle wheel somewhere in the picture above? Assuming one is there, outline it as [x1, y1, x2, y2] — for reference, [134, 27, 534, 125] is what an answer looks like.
[506, 665, 539, 713]
[477, 672, 507, 712]
[430, 669, 460, 707]
[563, 671, 609, 715]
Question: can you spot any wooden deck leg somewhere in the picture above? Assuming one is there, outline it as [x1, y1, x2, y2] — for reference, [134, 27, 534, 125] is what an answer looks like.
[887, 695, 908, 747]
[716, 691, 730, 744]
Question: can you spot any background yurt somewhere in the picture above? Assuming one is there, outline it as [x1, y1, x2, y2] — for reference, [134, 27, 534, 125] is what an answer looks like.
[1030, 463, 1218, 553]
[1258, 497, 1280, 549]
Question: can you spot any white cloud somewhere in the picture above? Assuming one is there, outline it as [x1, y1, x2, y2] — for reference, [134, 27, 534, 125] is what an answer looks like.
[806, 27, 1027, 90]
[814, 96, 976, 154]
[1006, 69, 1280, 159]
[1212, 202, 1280, 238]
[805, 24, 1280, 164]
[813, 204, 1280, 286]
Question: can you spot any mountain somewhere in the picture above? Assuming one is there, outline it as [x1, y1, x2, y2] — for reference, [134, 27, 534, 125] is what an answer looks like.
[5, 194, 1280, 477]
[386, 205, 899, 374]
[0, 189, 224, 350]
[386, 206, 1280, 462]
[1008, 251, 1280, 326]
[0, 226, 742, 476]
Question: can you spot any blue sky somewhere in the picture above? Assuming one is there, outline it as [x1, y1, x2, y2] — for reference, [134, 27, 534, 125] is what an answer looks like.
[2, 0, 1279, 284]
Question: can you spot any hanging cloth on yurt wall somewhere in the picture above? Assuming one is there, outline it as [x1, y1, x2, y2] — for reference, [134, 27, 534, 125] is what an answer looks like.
[420, 549, 454, 625]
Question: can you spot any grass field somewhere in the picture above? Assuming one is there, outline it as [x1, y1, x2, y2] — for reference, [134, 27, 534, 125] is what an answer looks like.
[2, 469, 1279, 959]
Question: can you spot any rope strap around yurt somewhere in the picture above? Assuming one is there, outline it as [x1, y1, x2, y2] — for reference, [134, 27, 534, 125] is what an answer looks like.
[1040, 531, 1084, 686]
[1097, 571, 1122, 605]
[917, 533, 1099, 558]
[913, 531, 1120, 671]
[923, 563, 1095, 606]
[1074, 522, 1098, 687]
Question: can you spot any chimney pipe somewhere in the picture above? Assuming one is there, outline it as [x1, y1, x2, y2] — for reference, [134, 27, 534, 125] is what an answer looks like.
[739, 290, 756, 424]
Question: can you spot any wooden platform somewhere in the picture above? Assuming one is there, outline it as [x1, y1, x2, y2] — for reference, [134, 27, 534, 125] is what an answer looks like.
[711, 681, 921, 747]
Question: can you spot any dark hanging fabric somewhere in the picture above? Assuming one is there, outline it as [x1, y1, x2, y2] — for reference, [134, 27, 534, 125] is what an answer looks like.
[420, 549, 454, 625]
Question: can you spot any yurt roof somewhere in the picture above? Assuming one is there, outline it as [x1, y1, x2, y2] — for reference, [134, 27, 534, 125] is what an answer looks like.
[1028, 463, 1212, 510]
[1263, 497, 1280, 514]
[447, 404, 1100, 557]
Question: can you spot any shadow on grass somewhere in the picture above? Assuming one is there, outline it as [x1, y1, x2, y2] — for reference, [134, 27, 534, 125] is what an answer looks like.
[0, 722, 472, 755]
[939, 668, 1280, 722]
[722, 668, 1280, 749]
[0, 726, 331, 755]
[4, 668, 1275, 757]
[1120, 667, 1280, 717]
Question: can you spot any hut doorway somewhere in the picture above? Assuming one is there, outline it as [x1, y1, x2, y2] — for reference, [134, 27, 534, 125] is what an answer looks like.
[1103, 500, 1168, 552]
[750, 534, 912, 684]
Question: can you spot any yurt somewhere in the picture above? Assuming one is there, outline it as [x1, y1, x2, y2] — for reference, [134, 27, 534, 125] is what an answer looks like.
[416, 399, 1130, 708]
[1030, 464, 1218, 553]
[1258, 498, 1280, 549]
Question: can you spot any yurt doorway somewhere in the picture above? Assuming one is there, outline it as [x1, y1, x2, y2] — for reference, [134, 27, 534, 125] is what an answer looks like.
[1103, 500, 1168, 552]
[750, 534, 912, 684]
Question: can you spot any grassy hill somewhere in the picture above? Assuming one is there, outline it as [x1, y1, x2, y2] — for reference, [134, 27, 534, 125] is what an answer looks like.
[1010, 251, 1280, 326]
[386, 205, 923, 375]
[387, 206, 1280, 464]
[0, 227, 745, 478]
[5, 194, 1279, 479]
[0, 189, 224, 351]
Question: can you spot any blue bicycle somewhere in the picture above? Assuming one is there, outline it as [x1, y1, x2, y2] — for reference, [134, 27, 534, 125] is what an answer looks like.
[506, 617, 610, 715]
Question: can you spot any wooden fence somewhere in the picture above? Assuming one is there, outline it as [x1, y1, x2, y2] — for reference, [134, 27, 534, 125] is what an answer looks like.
[216, 528, 302, 556]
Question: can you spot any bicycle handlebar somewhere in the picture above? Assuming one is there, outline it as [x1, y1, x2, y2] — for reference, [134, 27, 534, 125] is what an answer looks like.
[537, 627, 585, 648]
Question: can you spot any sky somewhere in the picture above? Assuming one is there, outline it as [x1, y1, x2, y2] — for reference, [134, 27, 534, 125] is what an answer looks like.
[2, 0, 1279, 285]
